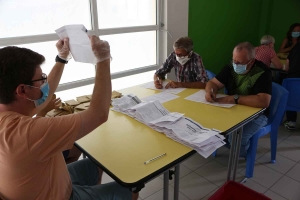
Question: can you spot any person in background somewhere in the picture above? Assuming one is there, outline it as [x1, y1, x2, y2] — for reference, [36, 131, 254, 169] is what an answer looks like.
[284, 41, 300, 131]
[37, 95, 82, 164]
[154, 37, 208, 89]
[205, 42, 272, 158]
[278, 23, 300, 53]
[255, 35, 285, 70]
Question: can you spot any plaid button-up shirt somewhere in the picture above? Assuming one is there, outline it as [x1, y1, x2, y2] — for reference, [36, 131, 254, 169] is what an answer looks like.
[155, 52, 208, 83]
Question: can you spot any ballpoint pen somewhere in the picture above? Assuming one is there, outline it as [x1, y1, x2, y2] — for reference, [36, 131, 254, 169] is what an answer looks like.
[144, 153, 167, 165]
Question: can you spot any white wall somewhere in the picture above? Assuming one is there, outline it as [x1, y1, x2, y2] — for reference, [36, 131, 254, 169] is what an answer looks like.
[159, 0, 189, 81]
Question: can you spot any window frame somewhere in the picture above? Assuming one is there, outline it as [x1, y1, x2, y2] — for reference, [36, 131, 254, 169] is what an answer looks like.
[0, 0, 163, 92]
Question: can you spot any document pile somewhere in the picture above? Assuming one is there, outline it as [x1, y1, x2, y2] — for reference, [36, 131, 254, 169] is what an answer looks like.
[111, 94, 226, 158]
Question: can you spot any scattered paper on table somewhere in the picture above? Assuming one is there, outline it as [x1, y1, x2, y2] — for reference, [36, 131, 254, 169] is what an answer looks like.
[185, 90, 235, 108]
[140, 81, 186, 94]
[142, 92, 179, 103]
[55, 24, 97, 64]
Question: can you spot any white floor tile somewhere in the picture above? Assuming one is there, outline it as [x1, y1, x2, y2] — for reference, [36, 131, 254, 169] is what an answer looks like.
[242, 178, 268, 194]
[171, 172, 218, 200]
[286, 163, 300, 182]
[270, 176, 300, 200]
[181, 153, 213, 171]
[213, 150, 247, 173]
[283, 132, 300, 148]
[159, 164, 193, 184]
[241, 163, 283, 188]
[264, 190, 287, 200]
[144, 185, 190, 200]
[257, 152, 296, 174]
[258, 136, 271, 149]
[101, 172, 115, 184]
[195, 160, 243, 186]
[139, 177, 164, 199]
[200, 188, 219, 200]
[277, 142, 300, 162]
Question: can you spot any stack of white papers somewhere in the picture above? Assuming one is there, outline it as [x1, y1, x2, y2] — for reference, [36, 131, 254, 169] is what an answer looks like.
[140, 81, 186, 94]
[111, 94, 226, 158]
[185, 90, 235, 108]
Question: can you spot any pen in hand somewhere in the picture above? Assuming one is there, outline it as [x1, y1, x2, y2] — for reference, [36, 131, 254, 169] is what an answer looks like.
[144, 153, 166, 165]
[211, 88, 216, 101]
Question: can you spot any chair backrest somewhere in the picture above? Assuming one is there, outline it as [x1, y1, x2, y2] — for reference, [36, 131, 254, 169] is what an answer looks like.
[282, 78, 300, 112]
[268, 82, 289, 126]
[206, 70, 216, 80]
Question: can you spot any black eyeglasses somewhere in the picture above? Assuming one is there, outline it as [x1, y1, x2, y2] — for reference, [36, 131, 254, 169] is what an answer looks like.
[30, 73, 48, 84]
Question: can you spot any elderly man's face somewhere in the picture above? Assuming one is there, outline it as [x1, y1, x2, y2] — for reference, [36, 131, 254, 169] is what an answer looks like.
[174, 48, 188, 58]
[232, 48, 250, 65]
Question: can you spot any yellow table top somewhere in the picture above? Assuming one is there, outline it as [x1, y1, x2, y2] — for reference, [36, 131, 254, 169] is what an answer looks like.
[76, 86, 263, 186]
[277, 53, 288, 65]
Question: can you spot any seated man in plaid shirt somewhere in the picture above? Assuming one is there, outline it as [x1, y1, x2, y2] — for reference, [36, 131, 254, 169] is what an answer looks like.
[154, 37, 208, 89]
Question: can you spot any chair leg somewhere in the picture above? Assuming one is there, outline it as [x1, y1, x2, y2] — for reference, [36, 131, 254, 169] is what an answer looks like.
[212, 150, 217, 157]
[270, 130, 278, 163]
[245, 134, 259, 178]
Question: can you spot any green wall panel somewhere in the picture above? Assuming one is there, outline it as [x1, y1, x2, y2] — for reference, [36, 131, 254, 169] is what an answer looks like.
[188, 0, 300, 74]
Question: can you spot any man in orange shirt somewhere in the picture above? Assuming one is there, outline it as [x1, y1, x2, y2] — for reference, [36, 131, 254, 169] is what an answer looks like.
[0, 36, 137, 199]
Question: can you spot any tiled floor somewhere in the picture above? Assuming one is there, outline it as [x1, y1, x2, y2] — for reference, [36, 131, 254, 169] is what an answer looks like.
[100, 122, 300, 200]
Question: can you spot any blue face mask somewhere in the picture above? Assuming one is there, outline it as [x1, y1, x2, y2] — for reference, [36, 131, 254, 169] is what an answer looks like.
[291, 32, 300, 38]
[27, 83, 49, 107]
[232, 62, 248, 74]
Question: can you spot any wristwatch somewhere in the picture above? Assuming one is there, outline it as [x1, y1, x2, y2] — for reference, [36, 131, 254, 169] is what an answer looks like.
[233, 94, 239, 104]
[55, 55, 68, 64]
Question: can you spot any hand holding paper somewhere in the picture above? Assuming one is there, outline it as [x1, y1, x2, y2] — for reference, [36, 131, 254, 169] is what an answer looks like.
[55, 24, 111, 64]
[90, 35, 111, 63]
[56, 38, 72, 61]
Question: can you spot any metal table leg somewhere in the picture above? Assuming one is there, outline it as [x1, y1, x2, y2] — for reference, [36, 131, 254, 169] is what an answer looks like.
[232, 127, 243, 181]
[227, 130, 237, 181]
[163, 171, 169, 200]
[174, 165, 180, 200]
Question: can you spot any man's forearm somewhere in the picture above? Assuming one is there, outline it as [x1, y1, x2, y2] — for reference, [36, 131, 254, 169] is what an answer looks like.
[238, 95, 270, 108]
[77, 60, 112, 140]
[179, 81, 206, 89]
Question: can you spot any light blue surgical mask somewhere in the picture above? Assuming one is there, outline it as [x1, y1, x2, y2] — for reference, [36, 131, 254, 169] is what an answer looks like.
[232, 59, 252, 74]
[27, 83, 49, 107]
[291, 32, 300, 38]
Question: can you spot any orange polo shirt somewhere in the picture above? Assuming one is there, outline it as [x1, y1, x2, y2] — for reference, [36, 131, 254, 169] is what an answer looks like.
[0, 111, 81, 200]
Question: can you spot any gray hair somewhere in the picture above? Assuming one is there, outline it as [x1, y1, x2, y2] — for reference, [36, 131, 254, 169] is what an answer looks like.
[173, 37, 194, 52]
[234, 42, 255, 59]
[260, 35, 275, 45]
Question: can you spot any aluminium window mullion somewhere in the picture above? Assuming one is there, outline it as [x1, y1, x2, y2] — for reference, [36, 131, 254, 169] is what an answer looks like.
[56, 64, 159, 92]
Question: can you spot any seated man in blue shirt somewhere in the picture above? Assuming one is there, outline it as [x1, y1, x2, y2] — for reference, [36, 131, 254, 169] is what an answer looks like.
[205, 42, 272, 157]
[154, 37, 208, 89]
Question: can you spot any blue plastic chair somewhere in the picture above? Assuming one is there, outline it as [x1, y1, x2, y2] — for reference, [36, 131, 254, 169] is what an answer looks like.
[213, 83, 289, 178]
[206, 70, 216, 80]
[245, 82, 288, 178]
[282, 78, 300, 112]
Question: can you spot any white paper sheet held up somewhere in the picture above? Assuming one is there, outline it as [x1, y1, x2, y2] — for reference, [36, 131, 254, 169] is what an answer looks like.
[142, 92, 179, 103]
[140, 81, 186, 94]
[55, 24, 97, 64]
[185, 90, 235, 108]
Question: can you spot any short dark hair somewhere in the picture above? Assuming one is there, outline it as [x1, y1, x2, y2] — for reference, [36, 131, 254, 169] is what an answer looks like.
[0, 46, 45, 104]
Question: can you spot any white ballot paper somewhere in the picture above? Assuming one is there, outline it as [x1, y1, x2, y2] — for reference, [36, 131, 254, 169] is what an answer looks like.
[111, 93, 226, 158]
[140, 81, 186, 94]
[142, 92, 179, 103]
[55, 24, 97, 64]
[185, 90, 235, 108]
[111, 94, 142, 113]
